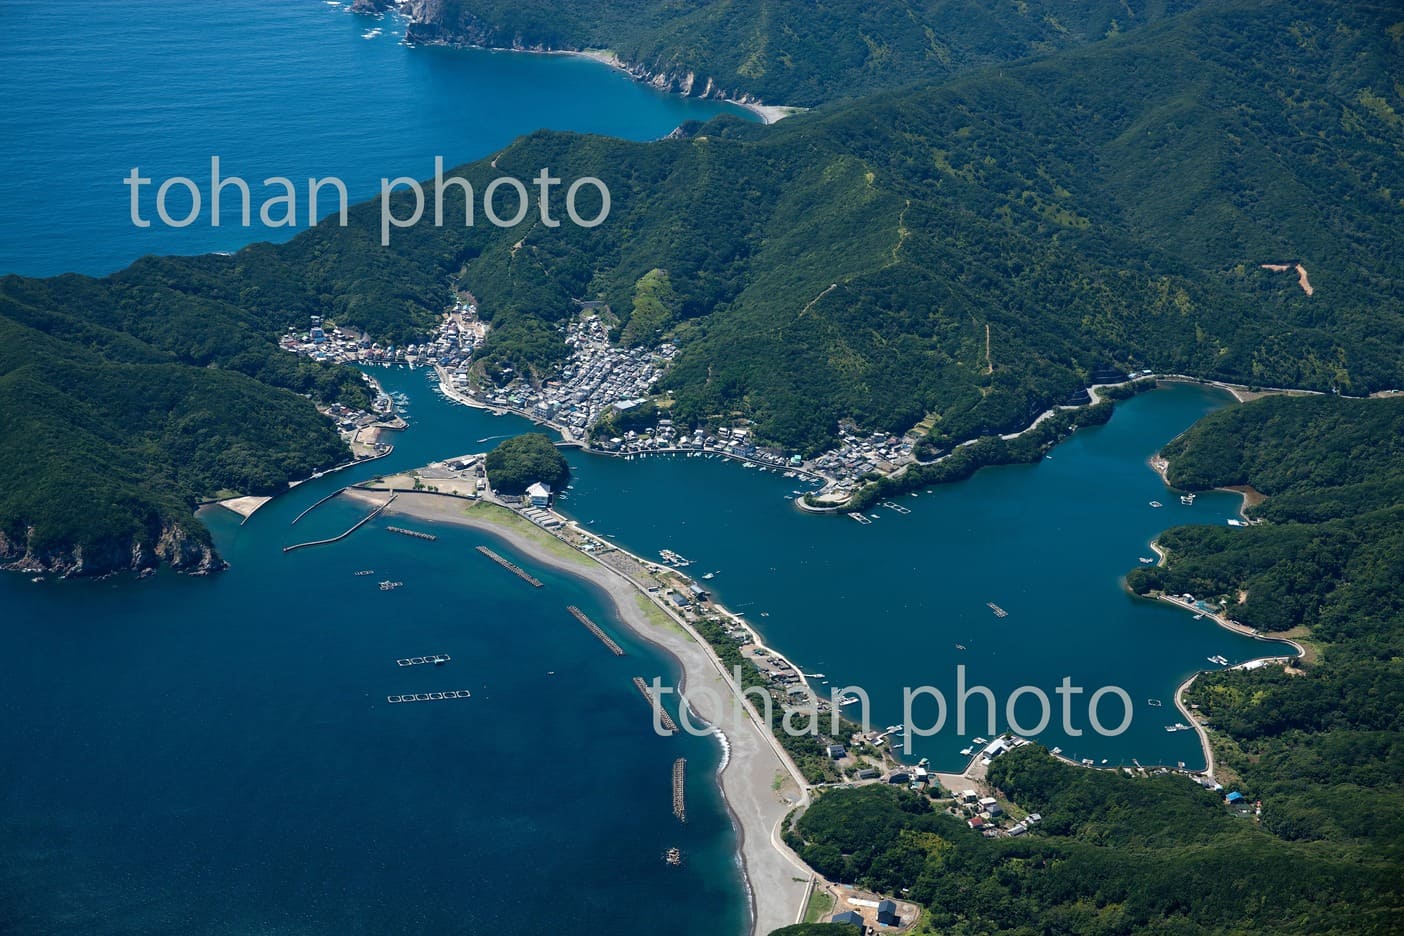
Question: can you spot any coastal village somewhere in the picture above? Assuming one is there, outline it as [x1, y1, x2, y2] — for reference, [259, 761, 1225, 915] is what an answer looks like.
[281, 296, 1290, 933]
[280, 300, 927, 496]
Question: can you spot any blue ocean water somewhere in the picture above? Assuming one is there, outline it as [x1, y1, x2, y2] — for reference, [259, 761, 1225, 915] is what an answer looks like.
[0, 0, 751, 277]
[0, 370, 747, 935]
[0, 364, 1276, 933]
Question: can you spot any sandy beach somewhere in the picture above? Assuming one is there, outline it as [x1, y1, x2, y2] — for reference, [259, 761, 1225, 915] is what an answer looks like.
[345, 489, 813, 935]
[214, 494, 272, 520]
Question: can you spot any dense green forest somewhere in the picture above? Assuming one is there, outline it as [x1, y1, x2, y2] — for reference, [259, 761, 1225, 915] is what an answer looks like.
[482, 433, 570, 495]
[5, 0, 1403, 567]
[785, 750, 1402, 934]
[1128, 395, 1404, 854]
[0, 274, 367, 574]
[367, 0, 1404, 452]
[404, 0, 1204, 107]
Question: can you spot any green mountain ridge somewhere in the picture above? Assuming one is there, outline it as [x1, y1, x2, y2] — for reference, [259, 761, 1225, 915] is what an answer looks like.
[401, 0, 1207, 107]
[3, 0, 1401, 571]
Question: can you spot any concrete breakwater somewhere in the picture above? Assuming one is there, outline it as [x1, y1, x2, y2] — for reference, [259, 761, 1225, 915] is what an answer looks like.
[633, 676, 678, 733]
[567, 604, 625, 656]
[475, 545, 544, 587]
[283, 494, 396, 553]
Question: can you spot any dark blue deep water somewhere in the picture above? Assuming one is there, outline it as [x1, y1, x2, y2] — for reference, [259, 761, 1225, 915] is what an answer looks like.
[0, 0, 751, 277]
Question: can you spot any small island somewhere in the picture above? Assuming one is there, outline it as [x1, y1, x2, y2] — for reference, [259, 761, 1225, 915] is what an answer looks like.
[483, 433, 571, 497]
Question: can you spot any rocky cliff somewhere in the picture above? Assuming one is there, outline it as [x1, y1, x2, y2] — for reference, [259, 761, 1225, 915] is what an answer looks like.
[0, 522, 225, 579]
[395, 0, 769, 108]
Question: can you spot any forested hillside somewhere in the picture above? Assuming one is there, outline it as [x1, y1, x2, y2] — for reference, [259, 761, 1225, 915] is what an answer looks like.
[4, 0, 1402, 568]
[1128, 395, 1404, 853]
[400, 0, 1204, 107]
[0, 274, 366, 575]
[785, 752, 1402, 934]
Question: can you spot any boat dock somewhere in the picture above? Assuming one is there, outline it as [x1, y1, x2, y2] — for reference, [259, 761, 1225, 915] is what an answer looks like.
[672, 757, 687, 822]
[632, 676, 678, 733]
[387, 526, 437, 541]
[386, 690, 472, 703]
[567, 605, 625, 656]
[396, 654, 450, 667]
[283, 494, 396, 553]
[476, 545, 543, 587]
[987, 602, 1008, 618]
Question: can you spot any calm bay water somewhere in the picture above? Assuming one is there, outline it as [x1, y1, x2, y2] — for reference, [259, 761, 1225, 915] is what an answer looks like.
[0, 366, 1271, 933]
[0, 0, 751, 277]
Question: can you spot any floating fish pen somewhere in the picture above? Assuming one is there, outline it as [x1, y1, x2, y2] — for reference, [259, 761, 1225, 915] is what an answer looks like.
[385, 690, 472, 703]
[396, 654, 450, 667]
[632, 676, 678, 733]
[672, 757, 687, 822]
[848, 512, 872, 525]
[475, 545, 543, 587]
[387, 526, 437, 541]
[881, 500, 912, 514]
[987, 602, 1008, 618]
[283, 494, 396, 553]
[567, 605, 625, 656]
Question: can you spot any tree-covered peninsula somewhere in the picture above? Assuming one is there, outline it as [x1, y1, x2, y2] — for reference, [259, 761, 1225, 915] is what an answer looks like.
[483, 433, 570, 496]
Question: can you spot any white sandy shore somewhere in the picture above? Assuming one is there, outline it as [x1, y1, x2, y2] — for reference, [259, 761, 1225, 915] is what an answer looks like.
[345, 489, 813, 934]
[570, 48, 800, 124]
[214, 495, 271, 520]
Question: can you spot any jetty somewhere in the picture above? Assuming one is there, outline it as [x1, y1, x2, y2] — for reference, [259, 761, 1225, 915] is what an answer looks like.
[672, 757, 687, 822]
[567, 605, 625, 656]
[387, 526, 438, 541]
[396, 654, 450, 667]
[283, 494, 396, 553]
[476, 545, 543, 587]
[290, 485, 348, 526]
[385, 690, 472, 703]
[632, 676, 678, 733]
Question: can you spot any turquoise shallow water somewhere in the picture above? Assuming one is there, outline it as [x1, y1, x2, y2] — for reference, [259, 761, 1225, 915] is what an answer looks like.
[0, 0, 750, 277]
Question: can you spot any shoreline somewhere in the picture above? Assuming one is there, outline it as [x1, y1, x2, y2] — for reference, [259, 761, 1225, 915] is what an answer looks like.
[397, 28, 799, 126]
[1137, 451, 1307, 780]
[343, 489, 814, 935]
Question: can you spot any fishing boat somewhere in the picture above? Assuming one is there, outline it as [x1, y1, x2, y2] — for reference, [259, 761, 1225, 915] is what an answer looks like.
[1180, 493, 1196, 505]
[1149, 500, 1164, 508]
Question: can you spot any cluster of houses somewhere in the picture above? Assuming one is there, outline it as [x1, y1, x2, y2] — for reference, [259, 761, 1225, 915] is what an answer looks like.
[281, 307, 482, 368]
[807, 427, 920, 496]
[956, 786, 1042, 838]
[459, 314, 678, 438]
